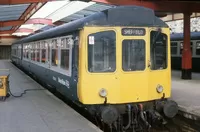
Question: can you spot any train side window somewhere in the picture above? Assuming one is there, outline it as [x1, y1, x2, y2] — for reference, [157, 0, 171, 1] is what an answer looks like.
[31, 44, 36, 61]
[171, 42, 177, 55]
[60, 38, 70, 70]
[36, 42, 40, 62]
[23, 44, 26, 58]
[27, 45, 29, 59]
[41, 42, 47, 63]
[51, 39, 59, 66]
[16, 45, 18, 57]
[26, 45, 29, 59]
[17, 45, 21, 58]
[122, 39, 145, 71]
[191, 42, 193, 54]
[196, 41, 200, 55]
[180, 42, 193, 54]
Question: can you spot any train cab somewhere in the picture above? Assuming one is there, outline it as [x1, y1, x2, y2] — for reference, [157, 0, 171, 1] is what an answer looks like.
[78, 23, 171, 105]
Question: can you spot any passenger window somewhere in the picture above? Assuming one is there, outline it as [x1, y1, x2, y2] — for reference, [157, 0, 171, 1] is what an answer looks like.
[60, 38, 70, 70]
[122, 40, 145, 71]
[41, 42, 47, 63]
[23, 44, 26, 58]
[26, 45, 29, 59]
[88, 31, 116, 72]
[180, 42, 193, 54]
[16, 46, 18, 57]
[171, 42, 177, 55]
[196, 41, 200, 55]
[51, 39, 59, 66]
[31, 44, 35, 61]
[36, 43, 40, 62]
[18, 45, 21, 58]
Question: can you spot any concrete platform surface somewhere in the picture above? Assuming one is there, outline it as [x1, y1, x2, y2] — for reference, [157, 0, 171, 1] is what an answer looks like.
[0, 60, 101, 132]
[171, 71, 200, 119]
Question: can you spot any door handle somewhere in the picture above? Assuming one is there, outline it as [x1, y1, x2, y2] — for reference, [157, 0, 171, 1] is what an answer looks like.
[148, 60, 151, 68]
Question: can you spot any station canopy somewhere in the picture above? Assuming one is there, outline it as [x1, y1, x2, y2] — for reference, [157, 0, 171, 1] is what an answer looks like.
[0, 0, 115, 37]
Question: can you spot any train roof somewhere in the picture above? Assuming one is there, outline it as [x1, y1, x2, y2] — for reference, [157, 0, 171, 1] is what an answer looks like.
[13, 6, 168, 45]
[171, 32, 200, 41]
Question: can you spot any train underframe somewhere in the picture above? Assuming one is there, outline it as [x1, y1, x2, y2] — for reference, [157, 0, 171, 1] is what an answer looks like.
[87, 99, 178, 132]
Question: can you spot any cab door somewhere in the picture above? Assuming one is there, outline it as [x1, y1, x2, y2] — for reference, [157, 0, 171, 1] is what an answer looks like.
[78, 27, 120, 104]
[119, 29, 149, 103]
[148, 28, 171, 100]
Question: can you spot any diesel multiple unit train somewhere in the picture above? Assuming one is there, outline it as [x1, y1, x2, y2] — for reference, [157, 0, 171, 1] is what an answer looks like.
[11, 6, 178, 132]
[171, 32, 200, 72]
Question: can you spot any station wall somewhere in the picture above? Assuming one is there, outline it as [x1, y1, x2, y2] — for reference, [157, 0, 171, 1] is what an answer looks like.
[0, 38, 17, 59]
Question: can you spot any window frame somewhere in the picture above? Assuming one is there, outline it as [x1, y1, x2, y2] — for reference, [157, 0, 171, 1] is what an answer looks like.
[194, 40, 200, 57]
[179, 41, 193, 56]
[87, 30, 117, 73]
[150, 31, 168, 70]
[122, 39, 146, 72]
[21, 35, 73, 77]
[59, 35, 73, 76]
[35, 42, 41, 63]
[40, 41, 48, 64]
[51, 39, 59, 67]
[170, 41, 178, 56]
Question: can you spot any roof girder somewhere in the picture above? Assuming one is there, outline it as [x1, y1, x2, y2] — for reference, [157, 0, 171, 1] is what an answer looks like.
[0, 0, 52, 5]
[93, 0, 200, 12]
[0, 30, 14, 35]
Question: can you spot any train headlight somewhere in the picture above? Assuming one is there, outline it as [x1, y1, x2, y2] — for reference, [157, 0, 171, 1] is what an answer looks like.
[99, 88, 107, 98]
[156, 85, 163, 93]
[0, 79, 3, 88]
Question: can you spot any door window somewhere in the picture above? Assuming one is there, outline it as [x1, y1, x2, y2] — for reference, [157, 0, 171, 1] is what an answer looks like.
[88, 30, 116, 73]
[150, 31, 167, 70]
[122, 40, 145, 71]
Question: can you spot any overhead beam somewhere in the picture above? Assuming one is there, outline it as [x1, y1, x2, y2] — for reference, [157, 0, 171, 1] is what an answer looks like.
[0, 0, 53, 5]
[0, 30, 14, 35]
[0, 36, 22, 39]
[93, 0, 200, 12]
[162, 13, 200, 22]
[0, 20, 24, 27]
[26, 18, 53, 25]
[12, 3, 45, 32]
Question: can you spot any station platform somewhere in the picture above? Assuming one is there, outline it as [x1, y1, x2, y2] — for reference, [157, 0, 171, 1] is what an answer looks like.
[0, 60, 101, 132]
[171, 71, 200, 120]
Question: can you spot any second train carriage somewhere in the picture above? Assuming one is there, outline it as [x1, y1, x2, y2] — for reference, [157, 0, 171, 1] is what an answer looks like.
[11, 6, 178, 132]
[171, 32, 200, 72]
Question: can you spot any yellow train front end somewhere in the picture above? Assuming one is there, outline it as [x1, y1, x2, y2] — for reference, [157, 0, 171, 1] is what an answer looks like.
[75, 6, 178, 131]
[77, 26, 178, 130]
[78, 27, 171, 104]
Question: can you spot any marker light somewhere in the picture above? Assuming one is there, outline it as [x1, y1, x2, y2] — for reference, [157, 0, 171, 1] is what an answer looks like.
[156, 85, 163, 93]
[99, 88, 107, 98]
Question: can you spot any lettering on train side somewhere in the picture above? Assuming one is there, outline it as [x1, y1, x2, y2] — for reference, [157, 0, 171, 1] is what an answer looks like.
[58, 77, 70, 89]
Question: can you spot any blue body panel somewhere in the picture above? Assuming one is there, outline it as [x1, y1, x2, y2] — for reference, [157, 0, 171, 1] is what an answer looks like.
[11, 39, 79, 101]
[171, 32, 200, 41]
